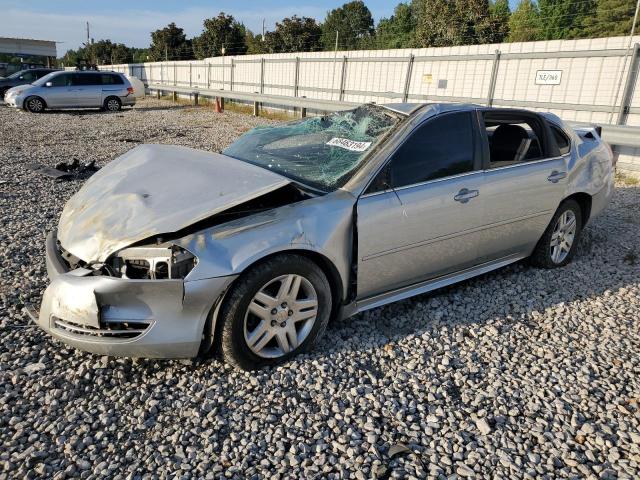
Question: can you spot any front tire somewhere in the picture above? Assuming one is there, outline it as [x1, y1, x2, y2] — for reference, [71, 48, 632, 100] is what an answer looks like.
[217, 254, 332, 370]
[103, 96, 121, 112]
[25, 96, 45, 113]
[531, 199, 582, 268]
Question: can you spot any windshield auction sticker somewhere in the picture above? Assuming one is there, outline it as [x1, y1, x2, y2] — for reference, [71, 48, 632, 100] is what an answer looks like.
[326, 137, 372, 152]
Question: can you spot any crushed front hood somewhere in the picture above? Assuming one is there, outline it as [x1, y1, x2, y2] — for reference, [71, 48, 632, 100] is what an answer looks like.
[58, 144, 290, 263]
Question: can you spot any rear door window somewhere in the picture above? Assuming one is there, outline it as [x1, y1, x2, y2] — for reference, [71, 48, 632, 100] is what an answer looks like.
[388, 112, 475, 188]
[100, 74, 124, 85]
[483, 112, 546, 168]
[72, 73, 101, 86]
[20, 71, 37, 81]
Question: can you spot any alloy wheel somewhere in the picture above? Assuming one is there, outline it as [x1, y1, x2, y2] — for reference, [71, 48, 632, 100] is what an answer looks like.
[106, 99, 120, 111]
[243, 274, 318, 358]
[28, 98, 44, 112]
[550, 210, 577, 264]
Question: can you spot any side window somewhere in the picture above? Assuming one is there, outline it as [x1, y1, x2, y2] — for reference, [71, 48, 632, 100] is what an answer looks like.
[50, 73, 71, 87]
[100, 74, 124, 85]
[484, 114, 545, 168]
[72, 74, 100, 86]
[20, 71, 36, 81]
[388, 112, 475, 188]
[551, 125, 571, 155]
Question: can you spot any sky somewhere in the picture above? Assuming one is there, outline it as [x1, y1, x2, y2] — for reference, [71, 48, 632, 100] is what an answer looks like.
[0, 0, 520, 55]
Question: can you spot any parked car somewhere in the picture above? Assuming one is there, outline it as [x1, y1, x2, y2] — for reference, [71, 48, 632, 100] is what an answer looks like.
[0, 68, 60, 99]
[29, 103, 614, 369]
[4, 71, 135, 112]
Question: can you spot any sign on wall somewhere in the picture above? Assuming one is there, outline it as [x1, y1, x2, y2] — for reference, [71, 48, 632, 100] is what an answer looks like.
[535, 70, 562, 85]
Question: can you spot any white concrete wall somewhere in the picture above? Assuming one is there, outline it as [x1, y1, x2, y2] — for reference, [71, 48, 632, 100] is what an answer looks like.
[102, 35, 640, 176]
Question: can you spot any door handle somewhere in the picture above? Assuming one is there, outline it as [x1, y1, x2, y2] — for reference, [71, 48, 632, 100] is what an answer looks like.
[454, 188, 479, 203]
[547, 171, 567, 183]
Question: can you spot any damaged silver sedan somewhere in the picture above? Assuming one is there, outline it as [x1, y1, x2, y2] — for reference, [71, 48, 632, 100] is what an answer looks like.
[33, 103, 614, 369]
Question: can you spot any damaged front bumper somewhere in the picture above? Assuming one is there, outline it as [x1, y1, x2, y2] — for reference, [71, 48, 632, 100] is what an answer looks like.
[33, 230, 237, 358]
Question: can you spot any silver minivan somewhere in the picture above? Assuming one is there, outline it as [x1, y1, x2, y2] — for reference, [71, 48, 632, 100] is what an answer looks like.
[4, 71, 136, 112]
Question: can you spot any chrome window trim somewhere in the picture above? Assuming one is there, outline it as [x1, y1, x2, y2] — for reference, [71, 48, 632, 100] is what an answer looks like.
[483, 155, 564, 173]
[360, 170, 481, 199]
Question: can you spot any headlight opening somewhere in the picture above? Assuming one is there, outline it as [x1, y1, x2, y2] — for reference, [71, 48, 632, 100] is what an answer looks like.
[109, 245, 197, 280]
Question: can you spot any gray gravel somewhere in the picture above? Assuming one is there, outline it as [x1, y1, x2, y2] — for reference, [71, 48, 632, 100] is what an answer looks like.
[1, 98, 639, 479]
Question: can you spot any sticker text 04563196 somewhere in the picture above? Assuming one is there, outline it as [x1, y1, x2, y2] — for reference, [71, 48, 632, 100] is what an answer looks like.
[326, 137, 372, 152]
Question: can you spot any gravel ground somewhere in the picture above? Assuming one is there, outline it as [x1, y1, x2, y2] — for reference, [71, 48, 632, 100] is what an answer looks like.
[1, 98, 639, 480]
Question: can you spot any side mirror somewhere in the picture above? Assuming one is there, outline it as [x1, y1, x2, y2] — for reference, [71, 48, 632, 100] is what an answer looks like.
[45, 81, 53, 87]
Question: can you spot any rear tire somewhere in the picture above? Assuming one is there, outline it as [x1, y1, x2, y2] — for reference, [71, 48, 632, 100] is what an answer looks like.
[25, 96, 45, 113]
[103, 96, 121, 112]
[217, 254, 332, 370]
[531, 199, 582, 268]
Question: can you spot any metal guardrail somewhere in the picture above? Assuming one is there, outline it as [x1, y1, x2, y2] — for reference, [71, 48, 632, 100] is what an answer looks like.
[147, 83, 640, 149]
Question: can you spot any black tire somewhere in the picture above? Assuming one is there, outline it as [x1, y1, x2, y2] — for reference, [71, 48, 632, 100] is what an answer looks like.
[531, 199, 583, 268]
[0, 88, 7, 100]
[103, 96, 121, 112]
[217, 254, 332, 370]
[25, 96, 46, 113]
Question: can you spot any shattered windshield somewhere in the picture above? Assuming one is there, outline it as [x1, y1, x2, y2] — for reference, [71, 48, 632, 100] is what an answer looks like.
[223, 105, 401, 191]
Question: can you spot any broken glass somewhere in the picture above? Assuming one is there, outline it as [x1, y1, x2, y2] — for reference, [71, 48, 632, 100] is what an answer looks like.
[223, 105, 402, 191]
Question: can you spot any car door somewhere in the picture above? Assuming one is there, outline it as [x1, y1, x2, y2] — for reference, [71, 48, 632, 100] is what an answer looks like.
[43, 73, 75, 107]
[475, 112, 568, 262]
[70, 73, 101, 107]
[356, 111, 485, 299]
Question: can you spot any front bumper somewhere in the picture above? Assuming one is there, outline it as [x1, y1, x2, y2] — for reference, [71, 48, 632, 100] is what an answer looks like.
[4, 93, 23, 109]
[34, 231, 236, 358]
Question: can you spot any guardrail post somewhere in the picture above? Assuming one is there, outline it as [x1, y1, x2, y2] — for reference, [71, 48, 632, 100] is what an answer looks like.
[189, 63, 192, 88]
[172, 91, 177, 102]
[156, 89, 160, 99]
[194, 92, 199, 106]
[301, 96, 307, 118]
[253, 101, 260, 116]
[230, 58, 235, 91]
[339, 56, 348, 102]
[617, 43, 640, 125]
[260, 58, 265, 94]
[486, 49, 501, 107]
[402, 54, 415, 102]
[294, 57, 300, 98]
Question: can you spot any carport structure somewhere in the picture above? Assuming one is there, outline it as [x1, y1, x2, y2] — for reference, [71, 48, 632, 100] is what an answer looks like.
[0, 37, 57, 67]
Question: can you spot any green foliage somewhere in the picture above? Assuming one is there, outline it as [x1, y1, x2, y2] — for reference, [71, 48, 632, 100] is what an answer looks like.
[413, 0, 494, 47]
[263, 16, 322, 53]
[581, 0, 637, 37]
[61, 40, 135, 66]
[508, 0, 543, 42]
[321, 1, 375, 50]
[149, 23, 192, 61]
[489, 0, 511, 43]
[538, 0, 597, 40]
[192, 13, 247, 59]
[374, 3, 416, 49]
[245, 30, 267, 55]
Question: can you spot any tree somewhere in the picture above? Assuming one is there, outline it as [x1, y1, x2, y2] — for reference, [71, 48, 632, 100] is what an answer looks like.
[580, 0, 636, 38]
[538, 0, 596, 39]
[508, 0, 543, 42]
[192, 13, 247, 59]
[61, 40, 134, 66]
[262, 16, 322, 53]
[245, 30, 267, 54]
[413, 0, 455, 47]
[321, 1, 375, 50]
[149, 23, 192, 61]
[414, 0, 494, 47]
[375, 3, 416, 49]
[488, 0, 511, 43]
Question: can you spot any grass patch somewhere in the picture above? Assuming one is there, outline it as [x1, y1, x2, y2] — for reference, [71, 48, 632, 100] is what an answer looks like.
[616, 171, 640, 186]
